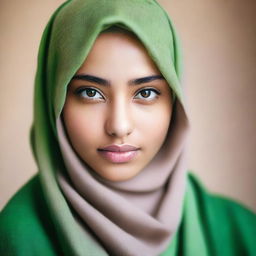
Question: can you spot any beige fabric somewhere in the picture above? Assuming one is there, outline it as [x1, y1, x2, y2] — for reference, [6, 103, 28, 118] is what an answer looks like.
[56, 100, 189, 256]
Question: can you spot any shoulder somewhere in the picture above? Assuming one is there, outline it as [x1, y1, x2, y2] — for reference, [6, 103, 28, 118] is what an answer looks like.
[0, 175, 62, 256]
[187, 172, 256, 255]
[187, 172, 256, 223]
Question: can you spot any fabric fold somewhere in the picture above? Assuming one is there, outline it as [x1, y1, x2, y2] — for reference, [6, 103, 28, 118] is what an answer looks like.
[56, 98, 189, 255]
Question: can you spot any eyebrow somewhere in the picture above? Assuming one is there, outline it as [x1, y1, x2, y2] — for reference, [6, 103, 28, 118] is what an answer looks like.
[71, 74, 165, 86]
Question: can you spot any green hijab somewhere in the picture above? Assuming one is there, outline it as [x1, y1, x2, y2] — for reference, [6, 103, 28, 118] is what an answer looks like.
[30, 0, 189, 255]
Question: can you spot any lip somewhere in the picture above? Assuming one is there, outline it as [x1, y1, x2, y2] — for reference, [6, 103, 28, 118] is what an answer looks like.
[99, 144, 139, 152]
[98, 144, 140, 163]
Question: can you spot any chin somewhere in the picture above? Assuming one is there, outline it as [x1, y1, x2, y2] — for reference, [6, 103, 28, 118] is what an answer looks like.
[97, 168, 141, 182]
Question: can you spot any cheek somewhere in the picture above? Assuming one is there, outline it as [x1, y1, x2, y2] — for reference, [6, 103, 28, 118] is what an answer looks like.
[63, 103, 103, 148]
[134, 103, 172, 142]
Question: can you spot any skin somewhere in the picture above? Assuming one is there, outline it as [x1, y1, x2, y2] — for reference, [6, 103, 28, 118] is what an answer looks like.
[63, 32, 173, 182]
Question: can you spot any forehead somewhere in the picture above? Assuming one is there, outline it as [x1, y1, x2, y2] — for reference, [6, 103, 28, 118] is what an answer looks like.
[75, 32, 161, 79]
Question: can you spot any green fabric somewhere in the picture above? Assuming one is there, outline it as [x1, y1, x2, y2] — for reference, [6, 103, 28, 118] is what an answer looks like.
[1, 173, 255, 255]
[0, 177, 61, 256]
[29, 0, 184, 255]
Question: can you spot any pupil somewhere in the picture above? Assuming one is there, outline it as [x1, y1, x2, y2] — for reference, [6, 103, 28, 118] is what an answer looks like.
[141, 90, 150, 98]
[87, 89, 96, 97]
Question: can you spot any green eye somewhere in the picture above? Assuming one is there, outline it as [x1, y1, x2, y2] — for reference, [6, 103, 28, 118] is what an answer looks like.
[135, 88, 160, 100]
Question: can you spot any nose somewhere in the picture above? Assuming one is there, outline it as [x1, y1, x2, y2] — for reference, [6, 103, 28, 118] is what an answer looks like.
[105, 99, 134, 139]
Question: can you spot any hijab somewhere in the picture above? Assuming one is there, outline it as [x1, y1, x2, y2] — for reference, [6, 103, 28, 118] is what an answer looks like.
[30, 0, 189, 255]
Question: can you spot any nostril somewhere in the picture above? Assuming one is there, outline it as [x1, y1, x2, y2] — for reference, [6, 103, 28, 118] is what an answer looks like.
[106, 123, 133, 138]
[105, 104, 134, 138]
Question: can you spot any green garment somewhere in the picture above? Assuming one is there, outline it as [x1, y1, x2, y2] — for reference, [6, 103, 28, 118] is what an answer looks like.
[1, 173, 255, 255]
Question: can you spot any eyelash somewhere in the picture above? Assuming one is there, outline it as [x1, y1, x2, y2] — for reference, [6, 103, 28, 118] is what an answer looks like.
[74, 86, 161, 101]
[135, 87, 161, 100]
[75, 87, 104, 100]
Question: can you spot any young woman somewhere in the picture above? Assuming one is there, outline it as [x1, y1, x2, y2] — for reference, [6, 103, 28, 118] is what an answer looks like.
[0, 0, 255, 255]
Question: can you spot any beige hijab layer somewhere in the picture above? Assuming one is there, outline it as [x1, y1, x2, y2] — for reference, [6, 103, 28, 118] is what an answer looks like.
[56, 96, 189, 255]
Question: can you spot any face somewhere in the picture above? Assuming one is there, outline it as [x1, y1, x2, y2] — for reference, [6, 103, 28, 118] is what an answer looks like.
[63, 32, 173, 182]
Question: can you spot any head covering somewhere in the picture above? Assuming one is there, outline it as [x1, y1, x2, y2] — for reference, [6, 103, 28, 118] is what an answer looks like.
[30, 0, 189, 255]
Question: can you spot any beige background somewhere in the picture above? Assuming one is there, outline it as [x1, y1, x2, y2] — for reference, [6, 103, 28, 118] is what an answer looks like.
[0, 0, 255, 211]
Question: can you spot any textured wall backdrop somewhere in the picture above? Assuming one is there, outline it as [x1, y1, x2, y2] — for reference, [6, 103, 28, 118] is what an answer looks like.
[0, 0, 256, 211]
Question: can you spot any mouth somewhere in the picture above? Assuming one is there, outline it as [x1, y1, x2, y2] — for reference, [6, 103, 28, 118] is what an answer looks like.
[98, 144, 140, 163]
